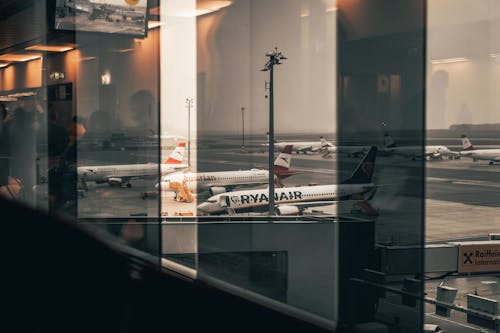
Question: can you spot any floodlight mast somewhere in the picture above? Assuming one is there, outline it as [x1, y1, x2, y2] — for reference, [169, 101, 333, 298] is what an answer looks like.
[260, 47, 287, 216]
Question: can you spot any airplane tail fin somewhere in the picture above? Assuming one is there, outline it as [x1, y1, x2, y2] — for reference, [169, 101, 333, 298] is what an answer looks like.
[342, 146, 377, 184]
[274, 145, 295, 178]
[461, 134, 474, 151]
[383, 133, 396, 148]
[320, 136, 327, 146]
[163, 142, 186, 164]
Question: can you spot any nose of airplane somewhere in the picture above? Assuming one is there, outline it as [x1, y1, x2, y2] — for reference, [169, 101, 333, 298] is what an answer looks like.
[197, 202, 209, 212]
[155, 181, 167, 189]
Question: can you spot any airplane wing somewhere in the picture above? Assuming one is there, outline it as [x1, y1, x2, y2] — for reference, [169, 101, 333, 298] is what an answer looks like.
[297, 146, 313, 153]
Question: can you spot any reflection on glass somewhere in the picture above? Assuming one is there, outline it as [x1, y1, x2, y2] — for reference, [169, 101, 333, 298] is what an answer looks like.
[193, 0, 340, 329]
[425, 0, 500, 331]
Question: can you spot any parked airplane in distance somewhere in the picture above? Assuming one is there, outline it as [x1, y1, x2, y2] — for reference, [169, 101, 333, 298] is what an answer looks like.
[78, 142, 188, 188]
[319, 137, 372, 158]
[380, 134, 459, 160]
[157, 145, 296, 197]
[197, 146, 378, 216]
[460, 134, 500, 165]
[262, 132, 330, 154]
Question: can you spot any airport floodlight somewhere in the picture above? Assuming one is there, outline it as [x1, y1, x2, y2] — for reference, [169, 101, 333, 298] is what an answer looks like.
[261, 47, 286, 216]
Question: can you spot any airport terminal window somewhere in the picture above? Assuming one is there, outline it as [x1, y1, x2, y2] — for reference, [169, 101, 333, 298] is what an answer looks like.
[425, 1, 500, 331]
[7, 0, 489, 332]
[0, 0, 162, 257]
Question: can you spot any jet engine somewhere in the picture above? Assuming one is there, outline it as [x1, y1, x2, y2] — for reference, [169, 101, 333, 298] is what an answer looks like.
[209, 186, 227, 196]
[276, 205, 301, 216]
[108, 177, 126, 186]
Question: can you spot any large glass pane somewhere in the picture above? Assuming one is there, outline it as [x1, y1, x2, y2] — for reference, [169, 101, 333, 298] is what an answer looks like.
[0, 1, 163, 258]
[426, 1, 500, 331]
[337, 0, 425, 331]
[193, 0, 340, 329]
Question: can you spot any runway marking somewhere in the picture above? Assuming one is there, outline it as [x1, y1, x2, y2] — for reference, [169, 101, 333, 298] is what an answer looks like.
[452, 180, 500, 188]
[480, 280, 497, 285]
[427, 177, 500, 188]
[426, 313, 486, 331]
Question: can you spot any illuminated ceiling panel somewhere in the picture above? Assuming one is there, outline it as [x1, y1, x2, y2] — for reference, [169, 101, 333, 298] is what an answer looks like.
[25, 44, 75, 52]
[0, 53, 42, 62]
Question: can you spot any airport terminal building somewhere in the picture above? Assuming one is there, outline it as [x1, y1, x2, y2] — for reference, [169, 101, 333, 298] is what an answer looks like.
[2, 1, 500, 332]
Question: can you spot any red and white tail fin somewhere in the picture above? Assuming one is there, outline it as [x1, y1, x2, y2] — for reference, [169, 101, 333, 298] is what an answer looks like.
[274, 145, 295, 178]
[461, 134, 474, 151]
[163, 142, 186, 164]
[320, 136, 333, 147]
[320, 136, 327, 146]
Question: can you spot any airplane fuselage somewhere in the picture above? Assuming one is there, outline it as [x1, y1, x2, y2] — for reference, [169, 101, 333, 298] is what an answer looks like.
[78, 163, 187, 183]
[160, 169, 271, 193]
[380, 145, 454, 159]
[460, 149, 500, 162]
[197, 183, 375, 215]
[272, 141, 323, 153]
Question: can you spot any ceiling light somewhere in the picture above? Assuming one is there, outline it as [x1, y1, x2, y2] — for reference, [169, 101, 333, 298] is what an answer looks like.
[8, 91, 37, 98]
[25, 44, 75, 52]
[431, 57, 468, 65]
[0, 53, 42, 62]
[0, 96, 17, 102]
[0, 63, 9, 68]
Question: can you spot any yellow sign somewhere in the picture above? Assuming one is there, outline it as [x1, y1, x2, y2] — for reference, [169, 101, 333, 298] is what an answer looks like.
[457, 243, 500, 273]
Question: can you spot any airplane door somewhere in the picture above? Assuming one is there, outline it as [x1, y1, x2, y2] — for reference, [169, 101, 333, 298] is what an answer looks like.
[219, 195, 228, 208]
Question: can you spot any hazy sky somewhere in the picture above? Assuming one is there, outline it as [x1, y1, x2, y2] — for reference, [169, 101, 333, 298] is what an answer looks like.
[196, 0, 337, 135]
[427, 0, 500, 129]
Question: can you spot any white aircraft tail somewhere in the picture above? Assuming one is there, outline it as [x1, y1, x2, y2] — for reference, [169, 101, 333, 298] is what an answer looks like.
[163, 142, 186, 164]
[383, 134, 396, 148]
[461, 134, 474, 151]
[274, 145, 295, 178]
[319, 136, 333, 147]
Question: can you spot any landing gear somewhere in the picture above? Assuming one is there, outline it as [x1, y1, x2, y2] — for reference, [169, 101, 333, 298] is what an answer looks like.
[489, 161, 495, 166]
[126, 183, 132, 188]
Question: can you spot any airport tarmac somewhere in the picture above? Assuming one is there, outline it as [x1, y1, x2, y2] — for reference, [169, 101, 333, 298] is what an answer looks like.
[74, 139, 500, 244]
[70, 135, 500, 331]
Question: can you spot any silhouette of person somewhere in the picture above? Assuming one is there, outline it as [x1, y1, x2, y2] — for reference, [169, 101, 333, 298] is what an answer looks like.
[47, 104, 75, 215]
[0, 102, 23, 200]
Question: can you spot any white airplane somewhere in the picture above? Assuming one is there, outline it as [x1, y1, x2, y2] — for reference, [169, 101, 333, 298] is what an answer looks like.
[78, 142, 188, 188]
[262, 132, 330, 154]
[318, 138, 372, 158]
[197, 146, 378, 216]
[157, 145, 296, 197]
[380, 134, 459, 160]
[459, 134, 500, 165]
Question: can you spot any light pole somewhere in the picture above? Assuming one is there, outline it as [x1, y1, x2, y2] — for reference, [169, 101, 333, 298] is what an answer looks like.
[241, 106, 245, 149]
[186, 97, 194, 167]
[261, 47, 287, 215]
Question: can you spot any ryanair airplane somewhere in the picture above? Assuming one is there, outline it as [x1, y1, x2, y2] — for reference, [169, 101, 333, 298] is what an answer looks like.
[197, 146, 378, 215]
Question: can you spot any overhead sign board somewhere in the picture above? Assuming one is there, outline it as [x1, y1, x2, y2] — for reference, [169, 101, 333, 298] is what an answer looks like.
[452, 241, 500, 273]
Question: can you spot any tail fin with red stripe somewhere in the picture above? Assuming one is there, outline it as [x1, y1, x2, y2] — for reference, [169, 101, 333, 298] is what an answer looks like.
[274, 145, 295, 178]
[163, 142, 186, 164]
[461, 134, 474, 151]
